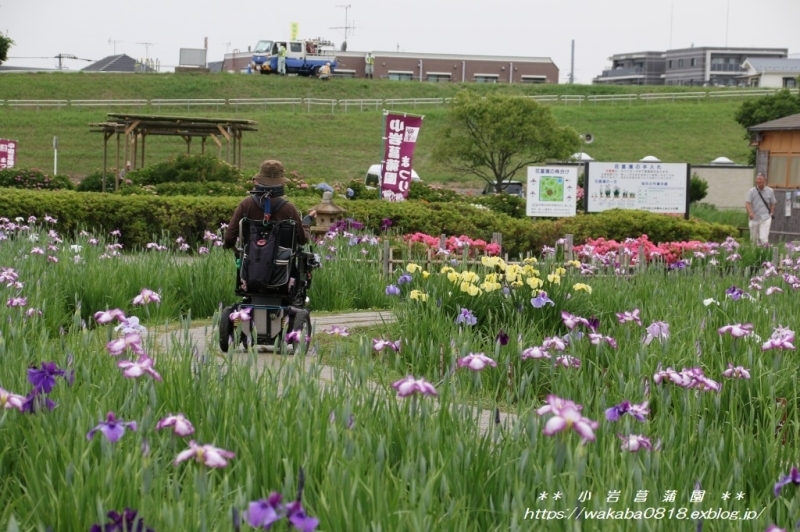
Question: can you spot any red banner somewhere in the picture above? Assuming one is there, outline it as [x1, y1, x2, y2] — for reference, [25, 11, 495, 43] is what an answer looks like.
[380, 114, 423, 201]
[0, 139, 18, 169]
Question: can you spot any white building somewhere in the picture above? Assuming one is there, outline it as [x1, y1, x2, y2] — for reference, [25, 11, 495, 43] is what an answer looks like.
[741, 58, 800, 88]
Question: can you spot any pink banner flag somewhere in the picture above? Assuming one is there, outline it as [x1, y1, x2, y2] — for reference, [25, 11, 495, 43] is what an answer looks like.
[0, 139, 17, 169]
[380, 114, 423, 201]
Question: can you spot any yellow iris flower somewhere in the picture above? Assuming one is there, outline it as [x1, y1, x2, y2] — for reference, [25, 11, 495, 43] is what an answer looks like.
[573, 283, 593, 294]
[547, 273, 561, 284]
[406, 263, 422, 273]
[410, 290, 428, 301]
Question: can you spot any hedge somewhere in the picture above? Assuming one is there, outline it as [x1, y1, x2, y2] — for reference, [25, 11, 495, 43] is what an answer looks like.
[0, 189, 738, 255]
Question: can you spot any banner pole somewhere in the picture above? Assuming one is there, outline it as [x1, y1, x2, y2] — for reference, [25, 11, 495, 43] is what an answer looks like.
[379, 109, 388, 200]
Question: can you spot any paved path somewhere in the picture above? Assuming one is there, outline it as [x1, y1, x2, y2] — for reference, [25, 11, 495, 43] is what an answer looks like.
[156, 310, 515, 434]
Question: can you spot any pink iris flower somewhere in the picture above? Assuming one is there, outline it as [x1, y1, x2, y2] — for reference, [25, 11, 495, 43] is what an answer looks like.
[117, 357, 163, 381]
[174, 440, 235, 468]
[325, 325, 350, 336]
[561, 311, 589, 330]
[555, 355, 581, 368]
[94, 308, 126, 325]
[721, 363, 751, 380]
[457, 353, 497, 372]
[644, 321, 670, 345]
[107, 333, 145, 356]
[373, 339, 401, 352]
[391, 375, 437, 398]
[718, 323, 753, 338]
[618, 434, 653, 452]
[132, 288, 161, 306]
[536, 395, 598, 444]
[521, 346, 551, 360]
[615, 309, 642, 326]
[156, 413, 195, 437]
[0, 388, 27, 411]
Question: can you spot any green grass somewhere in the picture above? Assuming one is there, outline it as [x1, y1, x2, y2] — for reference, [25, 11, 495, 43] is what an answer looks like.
[0, 73, 760, 188]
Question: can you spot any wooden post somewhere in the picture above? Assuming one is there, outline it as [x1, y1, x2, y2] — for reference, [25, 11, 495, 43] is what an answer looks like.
[439, 234, 446, 250]
[115, 132, 121, 191]
[772, 247, 779, 265]
[382, 239, 390, 277]
[638, 244, 645, 272]
[201, 136, 206, 154]
[237, 131, 243, 170]
[132, 133, 138, 170]
[565, 234, 574, 261]
[102, 131, 109, 193]
[140, 132, 146, 169]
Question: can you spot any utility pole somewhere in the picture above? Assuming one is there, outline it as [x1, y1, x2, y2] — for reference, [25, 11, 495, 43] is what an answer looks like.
[55, 53, 81, 70]
[569, 40, 575, 84]
[330, 4, 356, 48]
[136, 42, 154, 61]
[108, 39, 123, 55]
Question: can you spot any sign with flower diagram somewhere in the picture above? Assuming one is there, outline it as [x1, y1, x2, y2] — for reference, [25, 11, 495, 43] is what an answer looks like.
[526, 165, 579, 217]
[585, 162, 690, 219]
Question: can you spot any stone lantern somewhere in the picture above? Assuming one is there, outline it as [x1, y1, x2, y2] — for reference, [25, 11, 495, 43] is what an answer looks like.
[309, 191, 347, 234]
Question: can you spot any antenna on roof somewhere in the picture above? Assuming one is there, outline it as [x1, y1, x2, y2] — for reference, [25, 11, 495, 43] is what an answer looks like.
[108, 39, 123, 56]
[330, 4, 356, 50]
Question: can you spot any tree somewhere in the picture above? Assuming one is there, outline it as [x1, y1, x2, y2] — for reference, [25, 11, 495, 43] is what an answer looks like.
[0, 34, 14, 65]
[734, 90, 800, 164]
[433, 91, 581, 192]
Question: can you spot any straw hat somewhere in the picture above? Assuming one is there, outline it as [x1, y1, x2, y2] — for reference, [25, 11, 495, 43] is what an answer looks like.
[253, 159, 288, 185]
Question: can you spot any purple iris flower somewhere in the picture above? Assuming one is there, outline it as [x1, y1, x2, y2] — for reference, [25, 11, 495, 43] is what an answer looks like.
[27, 362, 66, 394]
[725, 286, 744, 300]
[605, 401, 649, 422]
[245, 492, 320, 532]
[385, 284, 401, 296]
[397, 273, 413, 285]
[774, 467, 800, 497]
[380, 218, 393, 231]
[86, 412, 138, 443]
[89, 508, 154, 532]
[496, 329, 509, 346]
[531, 291, 554, 308]
[21, 387, 56, 413]
[455, 308, 477, 326]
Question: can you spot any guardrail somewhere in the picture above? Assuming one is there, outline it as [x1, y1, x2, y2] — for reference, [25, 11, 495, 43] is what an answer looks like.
[1, 89, 797, 112]
[7, 100, 69, 110]
[150, 98, 226, 111]
[303, 98, 337, 113]
[339, 98, 383, 112]
[228, 98, 303, 111]
[71, 99, 149, 108]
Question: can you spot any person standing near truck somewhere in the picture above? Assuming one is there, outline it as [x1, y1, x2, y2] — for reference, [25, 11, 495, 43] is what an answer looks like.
[365, 53, 374, 79]
[277, 44, 287, 75]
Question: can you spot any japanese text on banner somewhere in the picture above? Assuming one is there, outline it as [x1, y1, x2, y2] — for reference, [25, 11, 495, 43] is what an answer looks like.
[380, 114, 423, 202]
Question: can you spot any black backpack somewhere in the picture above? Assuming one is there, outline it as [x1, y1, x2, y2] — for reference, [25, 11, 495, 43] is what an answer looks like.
[240, 197, 296, 292]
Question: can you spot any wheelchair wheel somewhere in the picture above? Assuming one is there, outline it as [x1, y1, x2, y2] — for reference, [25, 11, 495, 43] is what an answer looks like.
[287, 309, 312, 352]
[219, 306, 234, 353]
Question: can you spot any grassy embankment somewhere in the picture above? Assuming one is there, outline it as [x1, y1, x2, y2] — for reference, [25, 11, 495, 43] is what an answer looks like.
[0, 73, 753, 186]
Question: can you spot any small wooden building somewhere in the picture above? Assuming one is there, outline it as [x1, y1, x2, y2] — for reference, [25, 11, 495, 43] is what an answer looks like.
[749, 113, 800, 242]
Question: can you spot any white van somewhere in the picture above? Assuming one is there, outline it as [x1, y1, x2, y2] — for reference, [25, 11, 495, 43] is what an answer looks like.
[364, 164, 421, 187]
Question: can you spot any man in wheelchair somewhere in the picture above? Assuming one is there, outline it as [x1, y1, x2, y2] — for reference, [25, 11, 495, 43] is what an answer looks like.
[220, 159, 320, 352]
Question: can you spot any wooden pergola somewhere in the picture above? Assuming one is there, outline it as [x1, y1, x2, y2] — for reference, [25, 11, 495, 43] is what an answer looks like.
[89, 113, 258, 192]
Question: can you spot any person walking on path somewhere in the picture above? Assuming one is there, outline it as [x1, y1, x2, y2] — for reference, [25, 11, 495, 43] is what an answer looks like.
[277, 44, 287, 75]
[745, 172, 776, 245]
[365, 53, 374, 79]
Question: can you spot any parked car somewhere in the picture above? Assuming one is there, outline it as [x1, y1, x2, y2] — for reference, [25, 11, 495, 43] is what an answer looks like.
[364, 164, 421, 187]
[482, 180, 525, 197]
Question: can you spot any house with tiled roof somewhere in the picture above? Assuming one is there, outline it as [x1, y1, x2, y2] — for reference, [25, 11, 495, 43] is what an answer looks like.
[742, 58, 800, 88]
[82, 54, 156, 73]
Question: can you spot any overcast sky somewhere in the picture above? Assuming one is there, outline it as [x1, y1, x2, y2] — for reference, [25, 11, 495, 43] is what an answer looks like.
[3, 0, 799, 83]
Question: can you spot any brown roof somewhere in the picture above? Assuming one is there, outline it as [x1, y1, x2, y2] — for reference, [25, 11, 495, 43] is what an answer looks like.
[749, 113, 800, 131]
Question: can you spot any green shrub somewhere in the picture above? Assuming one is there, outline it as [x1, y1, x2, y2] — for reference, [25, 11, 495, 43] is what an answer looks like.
[406, 181, 461, 203]
[128, 153, 245, 186]
[470, 193, 527, 218]
[0, 168, 74, 190]
[118, 181, 250, 197]
[690, 173, 709, 204]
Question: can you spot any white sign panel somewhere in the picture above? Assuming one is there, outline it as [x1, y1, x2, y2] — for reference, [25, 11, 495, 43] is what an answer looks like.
[585, 162, 689, 215]
[526, 166, 579, 217]
[179, 48, 207, 67]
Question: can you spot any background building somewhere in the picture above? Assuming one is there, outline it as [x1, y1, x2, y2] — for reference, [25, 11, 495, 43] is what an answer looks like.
[593, 52, 665, 85]
[594, 46, 789, 86]
[741, 58, 800, 88]
[222, 49, 559, 83]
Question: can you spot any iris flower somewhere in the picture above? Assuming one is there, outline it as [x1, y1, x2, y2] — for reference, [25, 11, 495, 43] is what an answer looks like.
[605, 401, 649, 422]
[521, 346, 551, 360]
[94, 308, 126, 325]
[385, 284, 400, 296]
[27, 362, 67, 393]
[132, 288, 161, 305]
[87, 412, 138, 443]
[644, 321, 670, 345]
[536, 395, 599, 444]
[530, 291, 554, 308]
[89, 508, 155, 532]
[391, 376, 437, 397]
[561, 311, 589, 330]
[324, 325, 349, 336]
[117, 357, 163, 381]
[372, 339, 401, 352]
[114, 316, 147, 335]
[774, 467, 800, 497]
[397, 273, 413, 285]
[457, 352, 497, 371]
[542, 336, 568, 351]
[156, 413, 195, 437]
[725, 286, 744, 300]
[721, 363, 751, 380]
[618, 434, 653, 452]
[718, 323, 753, 338]
[0, 388, 27, 411]
[174, 440, 235, 468]
[455, 308, 477, 326]
[762, 327, 795, 351]
[589, 333, 617, 348]
[21, 388, 56, 413]
[107, 333, 145, 356]
[6, 297, 27, 307]
[654, 366, 721, 392]
[496, 329, 509, 345]
[555, 355, 581, 368]
[246, 493, 320, 532]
